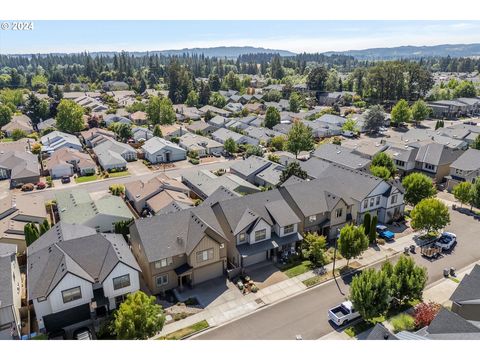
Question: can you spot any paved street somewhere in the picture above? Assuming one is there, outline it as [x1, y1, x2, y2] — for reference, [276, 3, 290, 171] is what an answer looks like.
[11, 159, 238, 202]
[195, 208, 480, 340]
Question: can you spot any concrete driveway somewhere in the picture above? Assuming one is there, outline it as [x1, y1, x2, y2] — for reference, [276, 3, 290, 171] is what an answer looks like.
[127, 160, 151, 176]
[244, 262, 289, 290]
[174, 276, 243, 309]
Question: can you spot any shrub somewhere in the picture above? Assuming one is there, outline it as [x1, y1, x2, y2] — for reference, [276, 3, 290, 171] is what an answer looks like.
[413, 302, 441, 329]
[391, 313, 415, 333]
[189, 158, 200, 165]
[251, 285, 258, 293]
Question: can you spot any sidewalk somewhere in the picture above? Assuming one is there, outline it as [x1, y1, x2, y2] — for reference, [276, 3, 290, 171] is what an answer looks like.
[155, 230, 419, 338]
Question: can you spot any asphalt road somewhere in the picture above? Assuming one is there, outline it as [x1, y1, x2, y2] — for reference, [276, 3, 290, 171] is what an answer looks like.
[15, 159, 239, 202]
[195, 208, 480, 340]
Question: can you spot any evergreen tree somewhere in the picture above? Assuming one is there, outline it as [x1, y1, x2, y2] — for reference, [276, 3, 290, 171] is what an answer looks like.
[363, 213, 371, 236]
[369, 216, 378, 244]
[264, 106, 280, 129]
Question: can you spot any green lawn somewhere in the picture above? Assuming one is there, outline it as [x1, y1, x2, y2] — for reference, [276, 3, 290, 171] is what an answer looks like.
[0, 138, 13, 142]
[30, 333, 49, 340]
[344, 320, 373, 338]
[282, 260, 312, 278]
[75, 175, 99, 183]
[107, 170, 130, 178]
[157, 320, 209, 340]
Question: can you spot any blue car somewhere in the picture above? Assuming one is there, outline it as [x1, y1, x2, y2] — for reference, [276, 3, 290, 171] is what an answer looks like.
[376, 225, 395, 241]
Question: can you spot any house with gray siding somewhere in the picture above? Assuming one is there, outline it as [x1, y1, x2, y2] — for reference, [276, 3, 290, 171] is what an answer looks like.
[0, 244, 21, 339]
[142, 137, 186, 164]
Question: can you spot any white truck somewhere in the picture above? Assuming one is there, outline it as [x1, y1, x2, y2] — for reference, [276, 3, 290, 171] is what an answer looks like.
[328, 301, 361, 326]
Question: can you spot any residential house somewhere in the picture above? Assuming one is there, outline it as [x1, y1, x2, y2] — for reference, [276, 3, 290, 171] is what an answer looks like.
[41, 131, 83, 153]
[141, 137, 186, 164]
[211, 128, 259, 146]
[124, 174, 191, 214]
[158, 124, 185, 140]
[185, 120, 217, 135]
[36, 118, 56, 133]
[129, 111, 148, 125]
[413, 142, 464, 182]
[457, 97, 480, 116]
[55, 189, 134, 232]
[173, 105, 203, 121]
[131, 127, 153, 143]
[299, 157, 332, 179]
[244, 103, 265, 114]
[27, 223, 140, 334]
[146, 191, 194, 215]
[208, 115, 229, 128]
[0, 244, 21, 339]
[104, 114, 131, 127]
[317, 92, 352, 106]
[312, 144, 371, 171]
[80, 128, 115, 148]
[244, 126, 283, 144]
[45, 147, 96, 179]
[182, 169, 260, 199]
[199, 105, 231, 118]
[0, 151, 40, 188]
[102, 80, 129, 91]
[450, 264, 480, 321]
[178, 133, 224, 157]
[224, 102, 243, 113]
[229, 156, 283, 187]
[384, 145, 419, 176]
[74, 95, 108, 114]
[350, 142, 388, 160]
[0, 193, 47, 252]
[1, 115, 33, 137]
[129, 206, 228, 292]
[400, 128, 468, 150]
[213, 189, 303, 267]
[365, 323, 399, 341]
[93, 138, 137, 171]
[446, 148, 480, 191]
[428, 99, 470, 119]
[415, 308, 480, 340]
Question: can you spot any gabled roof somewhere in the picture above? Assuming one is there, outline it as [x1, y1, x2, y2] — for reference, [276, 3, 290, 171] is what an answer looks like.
[450, 148, 480, 171]
[312, 144, 371, 170]
[230, 156, 273, 178]
[141, 136, 185, 154]
[264, 200, 300, 227]
[0, 150, 40, 180]
[426, 308, 480, 337]
[27, 230, 140, 300]
[365, 323, 399, 340]
[415, 143, 463, 166]
[450, 264, 480, 302]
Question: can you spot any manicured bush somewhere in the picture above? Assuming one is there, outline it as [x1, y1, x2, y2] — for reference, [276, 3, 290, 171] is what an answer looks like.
[391, 313, 415, 333]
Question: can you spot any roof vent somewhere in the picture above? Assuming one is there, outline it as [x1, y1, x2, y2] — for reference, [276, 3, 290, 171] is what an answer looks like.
[176, 236, 183, 244]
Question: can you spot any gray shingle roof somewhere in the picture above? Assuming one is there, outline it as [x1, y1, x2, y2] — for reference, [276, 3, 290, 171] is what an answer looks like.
[365, 323, 399, 340]
[230, 156, 272, 178]
[426, 308, 480, 336]
[0, 151, 40, 180]
[0, 253, 15, 307]
[450, 148, 480, 171]
[450, 264, 480, 302]
[415, 143, 463, 166]
[313, 144, 371, 170]
[27, 230, 140, 299]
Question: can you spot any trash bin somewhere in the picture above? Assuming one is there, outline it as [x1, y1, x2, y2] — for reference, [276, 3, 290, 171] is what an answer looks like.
[443, 268, 450, 277]
[404, 247, 409, 254]
[450, 267, 456, 276]
[410, 245, 416, 253]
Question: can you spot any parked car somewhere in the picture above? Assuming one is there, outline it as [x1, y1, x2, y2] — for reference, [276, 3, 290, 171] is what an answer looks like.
[73, 327, 92, 340]
[61, 176, 71, 184]
[21, 183, 34, 192]
[36, 182, 46, 190]
[212, 151, 221, 157]
[328, 301, 361, 326]
[435, 232, 457, 251]
[376, 224, 395, 241]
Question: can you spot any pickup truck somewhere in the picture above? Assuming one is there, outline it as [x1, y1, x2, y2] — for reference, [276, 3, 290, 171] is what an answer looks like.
[376, 225, 395, 241]
[435, 232, 457, 251]
[328, 301, 361, 326]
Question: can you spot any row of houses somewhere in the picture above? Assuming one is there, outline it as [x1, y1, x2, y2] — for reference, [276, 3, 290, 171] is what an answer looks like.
[428, 97, 480, 119]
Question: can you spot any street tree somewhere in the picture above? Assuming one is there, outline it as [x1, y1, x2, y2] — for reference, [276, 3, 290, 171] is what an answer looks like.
[289, 92, 302, 113]
[391, 99, 412, 126]
[410, 198, 450, 234]
[452, 182, 473, 208]
[114, 291, 165, 340]
[402, 172, 437, 206]
[286, 121, 315, 158]
[264, 106, 280, 129]
[279, 161, 308, 183]
[337, 224, 369, 267]
[470, 178, 480, 209]
[390, 255, 427, 305]
[350, 268, 391, 322]
[56, 99, 85, 133]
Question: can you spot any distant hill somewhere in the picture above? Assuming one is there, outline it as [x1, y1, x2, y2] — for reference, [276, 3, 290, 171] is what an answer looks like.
[91, 46, 296, 58]
[323, 43, 480, 60]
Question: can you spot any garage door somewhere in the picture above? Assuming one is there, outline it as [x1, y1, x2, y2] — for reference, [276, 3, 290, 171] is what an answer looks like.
[243, 251, 267, 267]
[193, 261, 223, 285]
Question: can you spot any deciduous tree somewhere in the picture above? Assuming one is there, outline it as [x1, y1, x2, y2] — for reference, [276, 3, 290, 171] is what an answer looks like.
[391, 99, 412, 126]
[411, 198, 450, 233]
[371, 152, 396, 176]
[286, 121, 315, 158]
[402, 172, 437, 206]
[56, 99, 85, 133]
[264, 106, 280, 129]
[452, 182, 473, 208]
[337, 224, 369, 267]
[301, 233, 327, 267]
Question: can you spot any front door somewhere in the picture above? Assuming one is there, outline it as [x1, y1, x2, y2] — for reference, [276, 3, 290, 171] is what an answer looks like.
[165, 152, 171, 162]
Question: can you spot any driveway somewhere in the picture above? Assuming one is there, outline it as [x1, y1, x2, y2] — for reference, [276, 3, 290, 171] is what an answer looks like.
[127, 160, 151, 176]
[174, 276, 243, 309]
[244, 262, 289, 290]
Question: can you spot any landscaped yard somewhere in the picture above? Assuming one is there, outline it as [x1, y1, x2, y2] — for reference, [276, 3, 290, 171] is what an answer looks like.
[280, 260, 312, 278]
[302, 269, 339, 287]
[107, 170, 130, 178]
[75, 174, 99, 183]
[157, 320, 209, 340]
[344, 320, 373, 338]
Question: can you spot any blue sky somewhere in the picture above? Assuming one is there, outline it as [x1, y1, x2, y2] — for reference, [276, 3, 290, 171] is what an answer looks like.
[1, 20, 480, 54]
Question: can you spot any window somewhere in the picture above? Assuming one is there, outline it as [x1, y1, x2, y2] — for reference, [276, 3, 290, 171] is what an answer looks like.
[37, 296, 46, 302]
[196, 248, 214, 263]
[424, 163, 435, 171]
[62, 286, 82, 303]
[363, 199, 368, 208]
[156, 274, 168, 287]
[391, 195, 398, 205]
[396, 160, 405, 167]
[155, 257, 172, 269]
[219, 243, 225, 249]
[113, 274, 131, 290]
[115, 294, 128, 308]
[308, 215, 317, 222]
[335, 208, 343, 218]
[238, 233, 246, 243]
[369, 198, 374, 207]
[376, 196, 381, 206]
[254, 229, 267, 242]
[283, 224, 294, 234]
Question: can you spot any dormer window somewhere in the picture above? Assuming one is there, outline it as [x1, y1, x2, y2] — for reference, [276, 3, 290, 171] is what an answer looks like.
[238, 233, 247, 244]
[283, 224, 294, 235]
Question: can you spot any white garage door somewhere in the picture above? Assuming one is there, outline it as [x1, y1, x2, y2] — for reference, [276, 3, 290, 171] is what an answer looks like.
[243, 251, 267, 267]
[193, 261, 223, 285]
